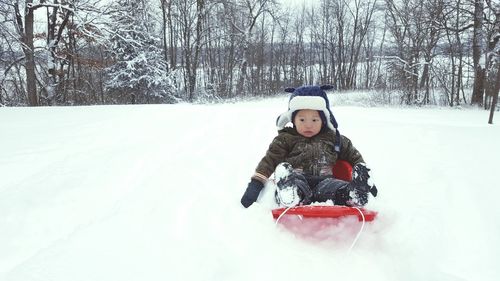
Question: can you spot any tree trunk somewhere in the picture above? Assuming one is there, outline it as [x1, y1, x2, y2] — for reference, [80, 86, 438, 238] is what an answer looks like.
[190, 0, 204, 99]
[22, 1, 38, 106]
[167, 0, 176, 69]
[46, 5, 71, 104]
[487, 2, 500, 123]
[161, 0, 170, 70]
[487, 62, 500, 124]
[471, 0, 485, 105]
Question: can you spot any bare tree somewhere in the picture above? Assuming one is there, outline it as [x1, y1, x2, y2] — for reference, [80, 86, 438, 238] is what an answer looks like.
[385, 0, 422, 104]
[440, 0, 473, 106]
[486, 0, 500, 123]
[419, 0, 443, 104]
[385, 0, 446, 105]
[308, 1, 335, 85]
[1, 0, 115, 106]
[173, 0, 206, 100]
[10, 0, 38, 106]
[219, 0, 277, 95]
[43, 1, 73, 104]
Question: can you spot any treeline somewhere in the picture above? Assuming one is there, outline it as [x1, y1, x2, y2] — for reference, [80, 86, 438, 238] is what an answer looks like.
[0, 0, 499, 114]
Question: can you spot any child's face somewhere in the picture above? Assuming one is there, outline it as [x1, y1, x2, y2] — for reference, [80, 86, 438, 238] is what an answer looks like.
[294, 109, 322, 138]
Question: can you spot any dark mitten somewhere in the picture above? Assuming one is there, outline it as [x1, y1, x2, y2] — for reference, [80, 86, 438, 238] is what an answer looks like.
[240, 179, 264, 208]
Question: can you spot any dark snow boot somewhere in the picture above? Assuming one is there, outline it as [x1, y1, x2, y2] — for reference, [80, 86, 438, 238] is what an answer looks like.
[274, 163, 312, 207]
[347, 163, 377, 206]
[313, 177, 349, 204]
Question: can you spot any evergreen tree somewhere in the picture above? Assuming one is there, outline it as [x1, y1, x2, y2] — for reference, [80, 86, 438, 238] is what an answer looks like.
[105, 0, 178, 104]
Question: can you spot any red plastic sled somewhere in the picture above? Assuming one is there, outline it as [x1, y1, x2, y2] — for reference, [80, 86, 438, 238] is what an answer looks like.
[272, 205, 377, 222]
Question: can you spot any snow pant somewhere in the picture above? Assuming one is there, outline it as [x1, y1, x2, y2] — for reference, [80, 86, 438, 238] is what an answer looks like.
[281, 172, 353, 206]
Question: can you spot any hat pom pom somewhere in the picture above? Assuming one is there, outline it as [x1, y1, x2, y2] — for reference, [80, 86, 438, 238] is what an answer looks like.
[320, 84, 334, 90]
[284, 87, 295, 93]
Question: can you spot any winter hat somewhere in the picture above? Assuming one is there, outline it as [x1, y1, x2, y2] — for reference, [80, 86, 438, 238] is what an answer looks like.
[276, 85, 341, 152]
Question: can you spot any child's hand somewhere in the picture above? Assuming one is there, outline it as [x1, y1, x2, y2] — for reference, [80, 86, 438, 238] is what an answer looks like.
[240, 179, 264, 208]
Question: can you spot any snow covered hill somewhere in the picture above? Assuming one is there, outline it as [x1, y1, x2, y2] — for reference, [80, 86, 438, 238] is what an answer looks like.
[1, 98, 499, 281]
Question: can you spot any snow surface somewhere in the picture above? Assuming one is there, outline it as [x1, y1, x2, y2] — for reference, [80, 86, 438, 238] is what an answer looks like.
[1, 97, 499, 281]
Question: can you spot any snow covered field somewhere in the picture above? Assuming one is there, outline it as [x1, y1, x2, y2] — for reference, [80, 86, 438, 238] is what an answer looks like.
[1, 96, 499, 281]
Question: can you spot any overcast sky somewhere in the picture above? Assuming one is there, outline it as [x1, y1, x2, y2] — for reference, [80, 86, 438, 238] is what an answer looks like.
[280, 0, 321, 10]
[281, 0, 310, 7]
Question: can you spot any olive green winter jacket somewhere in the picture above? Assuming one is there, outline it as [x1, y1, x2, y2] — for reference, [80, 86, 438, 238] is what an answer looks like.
[252, 127, 364, 183]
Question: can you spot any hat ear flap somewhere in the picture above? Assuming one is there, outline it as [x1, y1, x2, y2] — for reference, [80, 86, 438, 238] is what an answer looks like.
[320, 84, 334, 90]
[276, 112, 292, 129]
[284, 87, 295, 93]
[330, 114, 338, 128]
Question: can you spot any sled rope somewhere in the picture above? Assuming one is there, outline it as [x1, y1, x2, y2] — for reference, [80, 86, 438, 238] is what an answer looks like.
[275, 206, 294, 225]
[348, 207, 366, 252]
